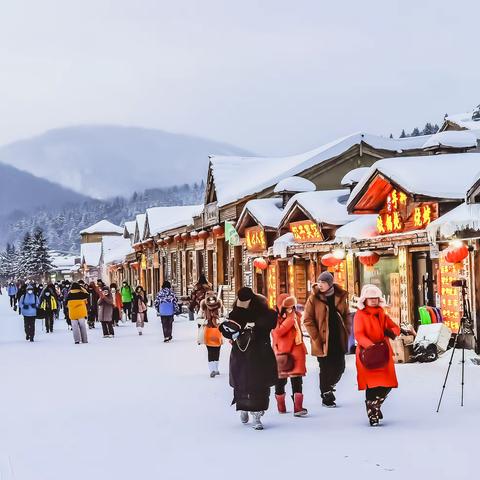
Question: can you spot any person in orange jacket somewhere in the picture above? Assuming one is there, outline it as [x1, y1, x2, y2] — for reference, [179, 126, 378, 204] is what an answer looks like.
[110, 283, 123, 327]
[354, 284, 400, 426]
[272, 294, 308, 417]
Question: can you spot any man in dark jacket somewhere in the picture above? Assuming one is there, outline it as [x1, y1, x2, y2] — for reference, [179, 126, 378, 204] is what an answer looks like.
[303, 271, 351, 408]
[220, 287, 277, 430]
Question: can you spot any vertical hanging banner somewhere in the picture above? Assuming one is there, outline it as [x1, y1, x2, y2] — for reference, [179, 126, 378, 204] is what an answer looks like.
[224, 221, 241, 246]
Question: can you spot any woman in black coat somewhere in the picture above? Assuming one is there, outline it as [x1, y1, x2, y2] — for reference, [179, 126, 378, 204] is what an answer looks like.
[220, 287, 277, 430]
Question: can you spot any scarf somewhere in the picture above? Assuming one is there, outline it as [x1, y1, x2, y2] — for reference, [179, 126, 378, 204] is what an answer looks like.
[204, 300, 222, 327]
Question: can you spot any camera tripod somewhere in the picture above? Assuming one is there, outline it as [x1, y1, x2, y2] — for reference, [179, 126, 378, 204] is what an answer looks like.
[437, 279, 477, 412]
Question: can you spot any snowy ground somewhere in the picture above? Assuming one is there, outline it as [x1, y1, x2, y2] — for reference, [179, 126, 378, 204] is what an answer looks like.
[0, 295, 478, 480]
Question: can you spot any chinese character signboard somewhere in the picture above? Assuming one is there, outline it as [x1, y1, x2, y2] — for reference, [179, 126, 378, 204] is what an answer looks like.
[245, 226, 267, 252]
[438, 256, 462, 333]
[289, 220, 323, 243]
[376, 188, 438, 235]
[267, 263, 277, 309]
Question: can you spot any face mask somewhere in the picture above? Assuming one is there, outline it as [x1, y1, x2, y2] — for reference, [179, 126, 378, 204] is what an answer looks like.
[27, 290, 33, 294]
[103, 290, 109, 295]
[45, 292, 51, 297]
[111, 288, 116, 293]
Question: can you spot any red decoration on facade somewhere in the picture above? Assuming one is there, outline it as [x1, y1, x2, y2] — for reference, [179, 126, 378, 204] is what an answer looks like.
[181, 232, 189, 241]
[321, 253, 342, 272]
[245, 226, 266, 252]
[173, 234, 182, 243]
[212, 225, 224, 237]
[444, 243, 468, 271]
[163, 236, 172, 244]
[253, 257, 268, 270]
[358, 251, 380, 270]
[190, 231, 199, 240]
[198, 230, 209, 240]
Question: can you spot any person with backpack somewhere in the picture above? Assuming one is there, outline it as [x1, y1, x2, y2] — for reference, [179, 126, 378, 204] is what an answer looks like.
[354, 284, 400, 426]
[19, 284, 39, 342]
[86, 282, 99, 329]
[98, 285, 115, 338]
[16, 281, 25, 315]
[303, 271, 350, 408]
[155, 281, 178, 342]
[272, 294, 308, 417]
[219, 287, 277, 431]
[197, 290, 223, 377]
[38, 284, 58, 333]
[65, 283, 89, 344]
[132, 285, 148, 335]
[7, 282, 18, 309]
[189, 274, 211, 321]
[121, 281, 134, 321]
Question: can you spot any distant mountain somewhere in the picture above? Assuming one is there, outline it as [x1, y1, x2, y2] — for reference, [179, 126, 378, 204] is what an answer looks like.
[0, 162, 90, 216]
[0, 125, 252, 199]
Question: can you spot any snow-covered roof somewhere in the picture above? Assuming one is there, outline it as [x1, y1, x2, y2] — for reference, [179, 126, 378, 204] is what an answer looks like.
[282, 189, 352, 226]
[102, 236, 133, 264]
[422, 130, 478, 149]
[444, 108, 480, 131]
[80, 220, 123, 235]
[123, 221, 136, 237]
[240, 198, 284, 229]
[146, 205, 203, 236]
[427, 203, 480, 241]
[80, 242, 102, 267]
[272, 232, 295, 258]
[50, 251, 79, 269]
[274, 176, 316, 193]
[348, 153, 480, 208]
[341, 167, 370, 186]
[333, 215, 379, 246]
[209, 132, 439, 207]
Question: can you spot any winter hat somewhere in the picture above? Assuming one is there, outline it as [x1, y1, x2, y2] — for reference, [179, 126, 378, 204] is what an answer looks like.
[282, 296, 297, 309]
[237, 287, 254, 309]
[318, 271, 334, 287]
[357, 284, 386, 310]
[205, 291, 220, 308]
[276, 293, 289, 312]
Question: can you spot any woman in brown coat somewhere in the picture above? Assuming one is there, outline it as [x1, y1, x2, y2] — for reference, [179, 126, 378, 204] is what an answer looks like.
[98, 286, 115, 338]
[303, 271, 350, 408]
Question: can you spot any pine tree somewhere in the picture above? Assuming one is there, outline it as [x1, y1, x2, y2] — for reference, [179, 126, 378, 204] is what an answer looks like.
[18, 232, 35, 279]
[30, 228, 54, 281]
[422, 122, 437, 135]
[411, 127, 421, 137]
[400, 129, 407, 138]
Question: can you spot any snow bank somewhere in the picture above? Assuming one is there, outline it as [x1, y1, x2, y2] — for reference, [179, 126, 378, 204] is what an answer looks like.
[80, 219, 123, 235]
[341, 167, 370, 186]
[334, 215, 379, 245]
[123, 221, 136, 238]
[272, 232, 295, 258]
[422, 130, 478, 149]
[102, 236, 133, 264]
[427, 202, 480, 240]
[444, 108, 480, 131]
[240, 198, 284, 229]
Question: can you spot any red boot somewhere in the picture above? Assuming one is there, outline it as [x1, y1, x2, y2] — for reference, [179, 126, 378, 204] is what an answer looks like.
[275, 394, 287, 414]
[293, 393, 308, 417]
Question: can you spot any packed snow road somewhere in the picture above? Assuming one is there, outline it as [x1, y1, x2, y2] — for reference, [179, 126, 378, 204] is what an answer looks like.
[0, 295, 478, 480]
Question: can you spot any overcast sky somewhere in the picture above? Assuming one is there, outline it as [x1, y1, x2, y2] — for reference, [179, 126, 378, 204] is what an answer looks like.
[0, 0, 479, 155]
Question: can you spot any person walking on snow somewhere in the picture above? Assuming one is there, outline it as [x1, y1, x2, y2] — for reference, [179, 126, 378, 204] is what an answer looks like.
[189, 274, 211, 321]
[62, 281, 72, 329]
[303, 271, 350, 408]
[39, 284, 58, 333]
[87, 282, 99, 329]
[132, 286, 148, 335]
[354, 284, 400, 426]
[121, 281, 134, 321]
[98, 286, 115, 338]
[19, 285, 39, 342]
[65, 283, 89, 344]
[7, 282, 18, 309]
[219, 287, 277, 431]
[155, 281, 178, 342]
[198, 290, 223, 377]
[110, 284, 123, 327]
[272, 294, 308, 417]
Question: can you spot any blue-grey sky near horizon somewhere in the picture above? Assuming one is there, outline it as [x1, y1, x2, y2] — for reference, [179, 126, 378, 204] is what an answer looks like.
[0, 0, 479, 156]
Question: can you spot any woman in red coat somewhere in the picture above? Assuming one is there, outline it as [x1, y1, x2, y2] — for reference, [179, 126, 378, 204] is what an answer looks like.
[272, 294, 308, 417]
[354, 284, 400, 426]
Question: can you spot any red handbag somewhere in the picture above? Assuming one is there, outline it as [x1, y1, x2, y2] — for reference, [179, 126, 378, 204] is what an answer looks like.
[359, 341, 390, 369]
[275, 353, 294, 373]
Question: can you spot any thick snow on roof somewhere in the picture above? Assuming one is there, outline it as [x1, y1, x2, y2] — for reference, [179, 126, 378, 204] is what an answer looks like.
[146, 205, 203, 236]
[210, 132, 439, 207]
[422, 130, 478, 149]
[348, 153, 480, 207]
[241, 198, 284, 229]
[274, 176, 316, 193]
[102, 236, 133, 264]
[123, 221, 136, 237]
[283, 189, 351, 226]
[427, 203, 480, 240]
[341, 167, 370, 186]
[272, 232, 295, 258]
[445, 109, 480, 131]
[135, 214, 147, 242]
[50, 252, 78, 269]
[81, 242, 102, 267]
[80, 220, 123, 235]
[334, 215, 378, 245]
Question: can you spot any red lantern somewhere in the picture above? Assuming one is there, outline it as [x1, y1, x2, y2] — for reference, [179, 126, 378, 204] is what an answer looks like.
[173, 234, 182, 243]
[253, 257, 268, 271]
[198, 230, 209, 240]
[444, 243, 468, 271]
[158, 239, 165, 247]
[181, 232, 189, 241]
[163, 236, 172, 244]
[321, 253, 342, 272]
[213, 225, 224, 237]
[190, 231, 198, 240]
[358, 251, 380, 271]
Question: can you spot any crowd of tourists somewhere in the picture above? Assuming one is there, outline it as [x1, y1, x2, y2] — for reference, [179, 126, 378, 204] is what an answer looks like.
[4, 270, 400, 429]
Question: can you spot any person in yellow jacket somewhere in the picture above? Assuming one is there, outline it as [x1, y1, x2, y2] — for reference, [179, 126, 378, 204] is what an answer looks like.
[39, 284, 58, 333]
[66, 283, 89, 344]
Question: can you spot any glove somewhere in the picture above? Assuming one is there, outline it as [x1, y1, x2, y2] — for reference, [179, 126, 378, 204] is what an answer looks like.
[232, 332, 240, 341]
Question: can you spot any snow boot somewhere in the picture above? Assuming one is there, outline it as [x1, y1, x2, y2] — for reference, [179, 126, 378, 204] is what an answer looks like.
[214, 361, 220, 376]
[251, 411, 264, 430]
[366, 399, 381, 427]
[321, 391, 336, 408]
[275, 394, 287, 414]
[240, 411, 249, 424]
[293, 393, 308, 417]
[208, 362, 216, 378]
